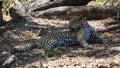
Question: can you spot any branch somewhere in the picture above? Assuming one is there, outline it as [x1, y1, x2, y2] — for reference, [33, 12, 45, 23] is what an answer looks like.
[97, 22, 120, 32]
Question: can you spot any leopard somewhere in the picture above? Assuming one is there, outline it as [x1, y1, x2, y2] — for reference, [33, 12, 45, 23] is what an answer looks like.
[2, 15, 108, 56]
[2, 16, 92, 56]
[68, 16, 107, 44]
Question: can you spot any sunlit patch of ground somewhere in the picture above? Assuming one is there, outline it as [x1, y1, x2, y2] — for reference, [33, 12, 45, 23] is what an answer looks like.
[3, 15, 11, 22]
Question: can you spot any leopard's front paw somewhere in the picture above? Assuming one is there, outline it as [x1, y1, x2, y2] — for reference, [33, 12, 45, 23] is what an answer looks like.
[83, 44, 93, 49]
[100, 36, 110, 44]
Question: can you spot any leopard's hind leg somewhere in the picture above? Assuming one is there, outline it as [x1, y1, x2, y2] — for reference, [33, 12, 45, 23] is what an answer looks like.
[87, 33, 109, 44]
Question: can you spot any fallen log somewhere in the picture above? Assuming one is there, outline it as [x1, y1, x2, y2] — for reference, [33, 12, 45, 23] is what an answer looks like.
[31, 0, 93, 12]
[10, 4, 120, 20]
[8, 1, 120, 32]
[11, 0, 93, 19]
[9, 6, 120, 33]
[11, 0, 120, 20]
[32, 5, 120, 20]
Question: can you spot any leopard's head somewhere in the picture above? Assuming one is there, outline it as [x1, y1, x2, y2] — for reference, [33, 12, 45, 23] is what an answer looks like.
[68, 15, 88, 31]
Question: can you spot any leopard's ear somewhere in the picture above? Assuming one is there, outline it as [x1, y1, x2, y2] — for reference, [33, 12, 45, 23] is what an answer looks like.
[81, 16, 87, 23]
[82, 16, 87, 21]
[79, 15, 86, 21]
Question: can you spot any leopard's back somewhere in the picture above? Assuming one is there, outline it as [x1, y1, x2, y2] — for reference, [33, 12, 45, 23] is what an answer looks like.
[37, 31, 79, 49]
[2, 31, 80, 55]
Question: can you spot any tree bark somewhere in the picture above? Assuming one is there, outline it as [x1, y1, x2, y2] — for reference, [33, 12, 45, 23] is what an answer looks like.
[0, 1, 3, 26]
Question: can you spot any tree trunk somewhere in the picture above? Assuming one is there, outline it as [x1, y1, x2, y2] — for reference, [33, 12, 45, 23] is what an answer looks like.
[0, 1, 3, 26]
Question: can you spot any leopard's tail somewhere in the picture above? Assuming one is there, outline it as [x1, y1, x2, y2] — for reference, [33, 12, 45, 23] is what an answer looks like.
[2, 43, 39, 55]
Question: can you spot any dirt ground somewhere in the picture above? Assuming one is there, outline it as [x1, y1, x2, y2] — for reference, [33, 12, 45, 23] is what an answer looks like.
[0, 16, 120, 68]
